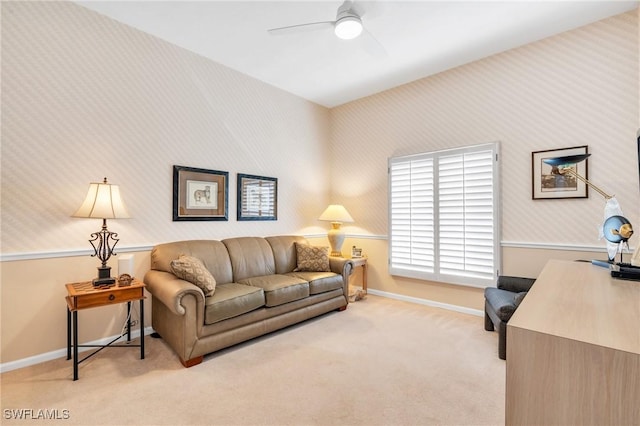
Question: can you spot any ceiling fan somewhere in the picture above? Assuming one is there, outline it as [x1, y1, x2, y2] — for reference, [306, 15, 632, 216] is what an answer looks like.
[267, 1, 369, 41]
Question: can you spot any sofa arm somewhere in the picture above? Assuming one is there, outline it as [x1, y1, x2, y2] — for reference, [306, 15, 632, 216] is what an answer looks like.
[330, 257, 354, 278]
[143, 270, 205, 316]
[497, 275, 536, 293]
[330, 257, 354, 301]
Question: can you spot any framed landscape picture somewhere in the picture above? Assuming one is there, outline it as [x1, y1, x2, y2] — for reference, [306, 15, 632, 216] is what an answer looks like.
[237, 174, 277, 221]
[173, 165, 228, 221]
[531, 146, 589, 200]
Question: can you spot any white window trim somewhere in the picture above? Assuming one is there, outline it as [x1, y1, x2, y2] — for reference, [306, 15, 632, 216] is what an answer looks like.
[388, 142, 501, 288]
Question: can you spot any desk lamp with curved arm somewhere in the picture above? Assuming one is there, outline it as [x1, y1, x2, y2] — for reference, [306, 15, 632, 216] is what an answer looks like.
[543, 154, 633, 262]
[542, 154, 613, 199]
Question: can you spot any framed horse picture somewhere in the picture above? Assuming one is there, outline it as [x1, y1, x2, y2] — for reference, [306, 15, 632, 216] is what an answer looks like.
[173, 165, 228, 221]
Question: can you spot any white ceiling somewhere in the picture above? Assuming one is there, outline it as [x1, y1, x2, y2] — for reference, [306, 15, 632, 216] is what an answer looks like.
[76, 1, 638, 108]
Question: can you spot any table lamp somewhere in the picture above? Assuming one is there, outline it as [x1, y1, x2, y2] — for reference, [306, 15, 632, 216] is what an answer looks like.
[73, 178, 130, 286]
[319, 204, 354, 256]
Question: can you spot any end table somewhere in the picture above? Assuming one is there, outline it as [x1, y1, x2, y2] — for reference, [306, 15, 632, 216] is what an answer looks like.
[349, 256, 368, 294]
[65, 279, 146, 380]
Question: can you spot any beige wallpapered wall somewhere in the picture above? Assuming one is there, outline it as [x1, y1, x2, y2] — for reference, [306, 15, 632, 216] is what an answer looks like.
[3, 3, 638, 257]
[1, 3, 638, 366]
[1, 1, 332, 256]
[330, 10, 639, 245]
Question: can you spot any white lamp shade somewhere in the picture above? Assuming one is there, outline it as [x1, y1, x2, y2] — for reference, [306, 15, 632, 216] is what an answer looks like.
[334, 16, 363, 40]
[73, 179, 130, 219]
[318, 204, 354, 223]
[319, 204, 353, 257]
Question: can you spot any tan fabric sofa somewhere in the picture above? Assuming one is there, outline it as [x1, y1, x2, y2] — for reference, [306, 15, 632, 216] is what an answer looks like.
[144, 235, 353, 367]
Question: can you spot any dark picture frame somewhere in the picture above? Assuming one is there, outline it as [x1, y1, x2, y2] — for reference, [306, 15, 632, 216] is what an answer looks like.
[531, 146, 589, 200]
[636, 128, 640, 192]
[237, 173, 277, 221]
[173, 165, 228, 221]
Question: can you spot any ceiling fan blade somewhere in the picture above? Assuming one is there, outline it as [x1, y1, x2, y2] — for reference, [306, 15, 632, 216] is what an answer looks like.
[359, 27, 387, 57]
[267, 21, 334, 36]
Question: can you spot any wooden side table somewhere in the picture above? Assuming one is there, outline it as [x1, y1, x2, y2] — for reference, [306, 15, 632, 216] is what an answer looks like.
[349, 256, 368, 295]
[65, 279, 146, 381]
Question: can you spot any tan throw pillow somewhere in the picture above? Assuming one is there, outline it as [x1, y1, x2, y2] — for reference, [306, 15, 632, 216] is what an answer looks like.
[294, 243, 331, 272]
[170, 255, 216, 297]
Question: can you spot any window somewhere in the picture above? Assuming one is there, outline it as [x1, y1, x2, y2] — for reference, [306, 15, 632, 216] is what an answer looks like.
[388, 142, 500, 288]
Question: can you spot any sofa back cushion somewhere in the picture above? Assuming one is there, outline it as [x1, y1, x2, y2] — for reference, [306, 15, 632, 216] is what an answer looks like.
[265, 235, 308, 274]
[150, 240, 233, 284]
[222, 237, 276, 281]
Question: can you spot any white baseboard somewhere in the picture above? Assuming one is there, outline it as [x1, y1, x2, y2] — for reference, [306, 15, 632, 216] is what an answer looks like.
[367, 289, 484, 317]
[0, 326, 155, 374]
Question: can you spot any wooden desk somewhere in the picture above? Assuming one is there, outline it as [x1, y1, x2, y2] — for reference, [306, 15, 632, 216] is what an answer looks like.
[66, 280, 146, 381]
[506, 260, 640, 425]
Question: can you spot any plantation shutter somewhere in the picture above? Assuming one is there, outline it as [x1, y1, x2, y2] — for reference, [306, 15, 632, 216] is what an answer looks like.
[389, 157, 435, 274]
[389, 143, 499, 288]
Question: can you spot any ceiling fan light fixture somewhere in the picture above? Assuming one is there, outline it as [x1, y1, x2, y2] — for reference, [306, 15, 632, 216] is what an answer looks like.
[334, 16, 362, 40]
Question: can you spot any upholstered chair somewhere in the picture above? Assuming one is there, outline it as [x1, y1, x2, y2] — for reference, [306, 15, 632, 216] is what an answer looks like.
[484, 275, 536, 360]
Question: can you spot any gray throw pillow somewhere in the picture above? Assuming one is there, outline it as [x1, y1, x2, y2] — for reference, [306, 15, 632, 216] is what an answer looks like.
[170, 255, 216, 297]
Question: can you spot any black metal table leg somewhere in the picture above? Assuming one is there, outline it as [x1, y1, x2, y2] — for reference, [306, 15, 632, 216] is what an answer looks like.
[140, 299, 145, 359]
[126, 302, 132, 342]
[72, 310, 78, 381]
[66, 308, 71, 360]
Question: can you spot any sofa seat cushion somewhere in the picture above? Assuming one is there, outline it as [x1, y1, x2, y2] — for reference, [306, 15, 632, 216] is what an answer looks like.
[484, 287, 523, 323]
[286, 272, 342, 295]
[204, 283, 265, 325]
[238, 275, 309, 307]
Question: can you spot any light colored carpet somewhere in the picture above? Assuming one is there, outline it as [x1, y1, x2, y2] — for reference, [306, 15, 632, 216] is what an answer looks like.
[1, 295, 505, 425]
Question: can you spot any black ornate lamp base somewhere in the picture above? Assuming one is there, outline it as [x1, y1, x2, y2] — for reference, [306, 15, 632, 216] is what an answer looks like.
[93, 266, 115, 286]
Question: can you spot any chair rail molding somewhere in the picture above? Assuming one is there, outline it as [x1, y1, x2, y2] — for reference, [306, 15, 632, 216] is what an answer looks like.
[1, 238, 621, 262]
[0, 245, 154, 262]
